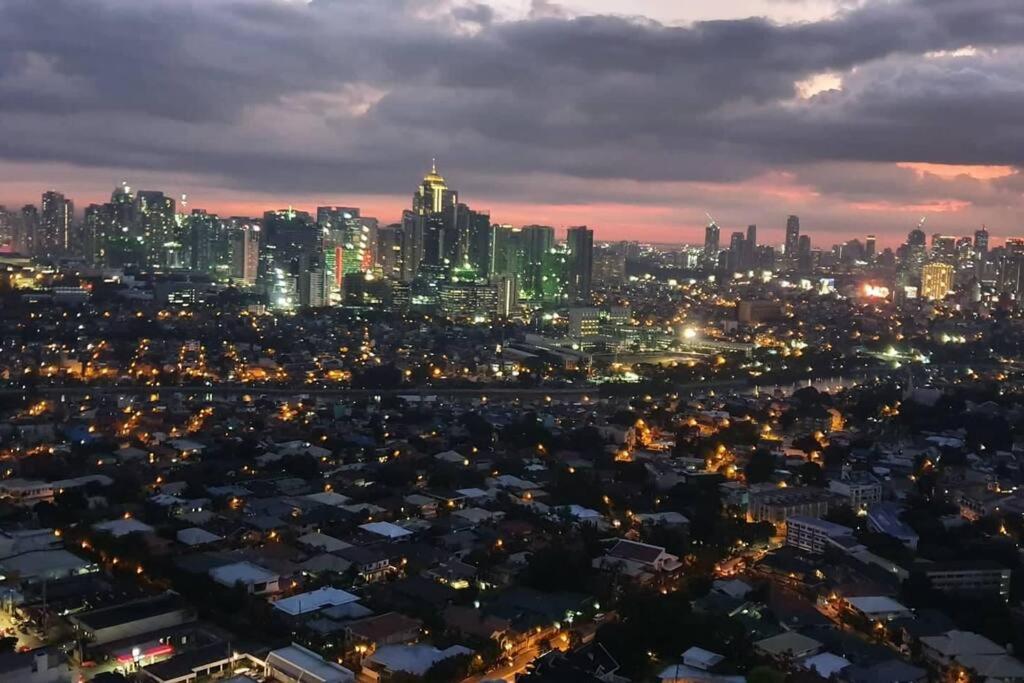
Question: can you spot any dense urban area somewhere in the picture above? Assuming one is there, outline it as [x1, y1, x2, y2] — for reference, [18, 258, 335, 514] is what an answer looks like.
[3, 167, 1024, 683]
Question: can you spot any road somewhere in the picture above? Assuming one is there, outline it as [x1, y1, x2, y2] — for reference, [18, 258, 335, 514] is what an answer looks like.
[463, 647, 539, 683]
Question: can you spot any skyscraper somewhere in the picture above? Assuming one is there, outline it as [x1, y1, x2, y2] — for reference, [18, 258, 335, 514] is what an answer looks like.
[797, 234, 812, 273]
[865, 235, 877, 263]
[728, 231, 745, 272]
[18, 205, 39, 256]
[974, 227, 989, 258]
[566, 225, 594, 303]
[134, 190, 177, 268]
[40, 191, 72, 257]
[784, 215, 800, 263]
[227, 218, 260, 285]
[703, 221, 720, 265]
[745, 224, 757, 269]
[521, 225, 555, 301]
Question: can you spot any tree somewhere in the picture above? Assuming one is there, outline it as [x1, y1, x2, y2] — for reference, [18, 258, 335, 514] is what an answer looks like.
[744, 451, 776, 484]
[797, 461, 825, 487]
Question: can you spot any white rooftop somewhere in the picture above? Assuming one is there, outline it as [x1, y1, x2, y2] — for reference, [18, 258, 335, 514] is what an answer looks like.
[366, 644, 472, 676]
[802, 652, 851, 678]
[845, 595, 911, 616]
[304, 491, 352, 507]
[274, 587, 359, 616]
[92, 518, 155, 537]
[266, 644, 354, 683]
[360, 521, 413, 539]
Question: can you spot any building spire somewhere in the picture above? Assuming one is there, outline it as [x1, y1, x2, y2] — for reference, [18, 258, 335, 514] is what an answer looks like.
[431, 157, 437, 174]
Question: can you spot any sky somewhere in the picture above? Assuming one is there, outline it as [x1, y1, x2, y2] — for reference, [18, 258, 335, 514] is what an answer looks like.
[0, 0, 1023, 247]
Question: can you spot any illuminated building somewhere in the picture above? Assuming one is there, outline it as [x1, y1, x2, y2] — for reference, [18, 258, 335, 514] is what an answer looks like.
[521, 225, 555, 301]
[227, 218, 260, 285]
[784, 215, 800, 263]
[491, 225, 523, 279]
[134, 190, 178, 269]
[566, 225, 594, 303]
[921, 262, 954, 300]
[703, 221, 720, 265]
[40, 190, 72, 257]
[568, 307, 601, 338]
[865, 234, 876, 262]
[19, 204, 39, 257]
[797, 234, 812, 273]
[187, 209, 223, 275]
[439, 265, 497, 321]
[413, 160, 457, 216]
[930, 234, 956, 264]
[974, 227, 989, 258]
[261, 208, 318, 309]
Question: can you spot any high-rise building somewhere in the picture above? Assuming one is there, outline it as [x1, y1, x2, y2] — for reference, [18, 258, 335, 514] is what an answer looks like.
[865, 235, 877, 263]
[566, 225, 594, 303]
[593, 246, 626, 286]
[728, 231, 745, 272]
[400, 210, 425, 280]
[0, 206, 14, 253]
[797, 235, 812, 273]
[921, 262, 954, 300]
[785, 215, 800, 262]
[187, 209, 223, 275]
[377, 225, 405, 281]
[18, 205, 39, 256]
[227, 218, 260, 285]
[412, 161, 459, 269]
[703, 221, 720, 265]
[466, 210, 492, 276]
[521, 225, 555, 301]
[40, 191, 72, 257]
[745, 224, 757, 269]
[133, 190, 177, 269]
[931, 234, 956, 264]
[975, 227, 990, 258]
[1000, 253, 1024, 297]
[262, 208, 318, 309]
[491, 225, 523, 279]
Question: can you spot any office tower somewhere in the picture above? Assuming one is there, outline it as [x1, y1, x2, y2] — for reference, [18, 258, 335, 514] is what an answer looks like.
[377, 225, 405, 281]
[227, 218, 260, 285]
[466, 210, 492, 276]
[262, 208, 317, 309]
[185, 210, 220, 274]
[703, 221, 720, 265]
[566, 225, 594, 303]
[784, 215, 800, 262]
[413, 160, 458, 216]
[440, 264, 498, 320]
[921, 262, 954, 300]
[975, 227, 989, 258]
[593, 247, 626, 286]
[520, 225, 555, 301]
[0, 206, 13, 252]
[132, 190, 177, 269]
[930, 234, 956, 264]
[728, 231, 745, 272]
[1006, 238, 1024, 255]
[797, 234, 812, 273]
[541, 245, 571, 303]
[955, 236, 974, 271]
[865, 235, 877, 262]
[491, 225, 523, 279]
[412, 161, 459, 268]
[18, 205, 39, 256]
[1000, 254, 1024, 296]
[298, 265, 328, 308]
[400, 210, 425, 279]
[745, 224, 757, 269]
[40, 191, 72, 257]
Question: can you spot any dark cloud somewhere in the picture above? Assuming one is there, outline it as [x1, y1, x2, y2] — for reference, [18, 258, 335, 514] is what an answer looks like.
[0, 0, 1022, 234]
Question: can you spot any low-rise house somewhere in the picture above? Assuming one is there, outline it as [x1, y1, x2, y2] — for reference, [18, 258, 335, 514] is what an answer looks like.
[209, 561, 280, 595]
[264, 643, 354, 683]
[593, 540, 682, 578]
[68, 593, 196, 646]
[362, 644, 472, 681]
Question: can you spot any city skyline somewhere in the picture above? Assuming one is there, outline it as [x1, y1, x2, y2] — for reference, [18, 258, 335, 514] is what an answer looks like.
[1, 0, 1023, 243]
